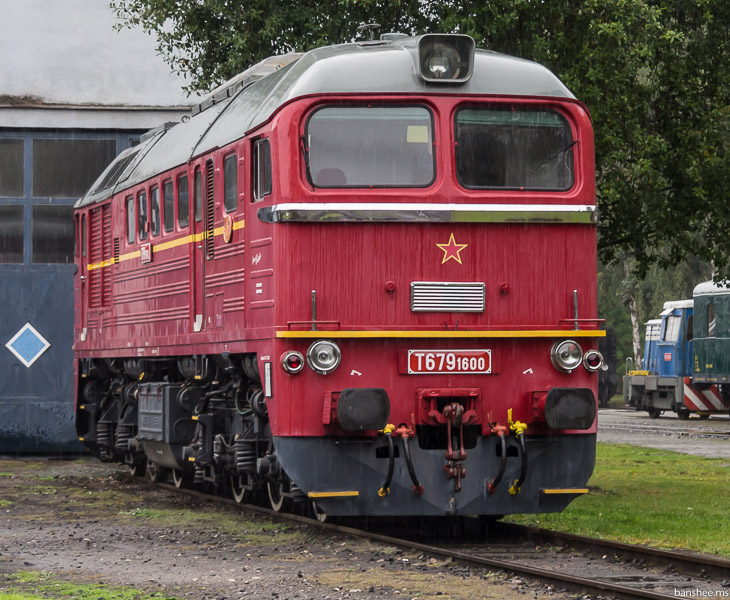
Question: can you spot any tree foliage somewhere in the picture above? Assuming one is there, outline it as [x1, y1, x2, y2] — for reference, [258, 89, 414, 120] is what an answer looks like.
[110, 0, 730, 277]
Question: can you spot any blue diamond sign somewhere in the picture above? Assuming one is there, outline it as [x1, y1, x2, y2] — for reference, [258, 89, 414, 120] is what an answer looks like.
[5, 323, 51, 368]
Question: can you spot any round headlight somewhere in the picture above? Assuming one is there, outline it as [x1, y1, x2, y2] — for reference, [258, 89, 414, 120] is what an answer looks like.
[306, 340, 341, 375]
[550, 339, 583, 373]
[422, 43, 460, 79]
[281, 351, 304, 374]
[583, 350, 604, 372]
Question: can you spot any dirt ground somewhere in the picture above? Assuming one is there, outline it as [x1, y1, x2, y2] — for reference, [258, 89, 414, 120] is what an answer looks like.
[0, 459, 588, 600]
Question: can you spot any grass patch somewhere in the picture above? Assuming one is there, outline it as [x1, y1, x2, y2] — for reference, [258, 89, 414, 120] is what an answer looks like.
[2, 571, 178, 600]
[506, 443, 730, 556]
[606, 394, 627, 409]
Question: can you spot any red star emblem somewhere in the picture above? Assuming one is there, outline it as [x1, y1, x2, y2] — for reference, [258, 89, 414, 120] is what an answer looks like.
[436, 233, 468, 265]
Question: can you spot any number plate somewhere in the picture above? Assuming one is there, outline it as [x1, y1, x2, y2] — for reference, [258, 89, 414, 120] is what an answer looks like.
[407, 349, 492, 374]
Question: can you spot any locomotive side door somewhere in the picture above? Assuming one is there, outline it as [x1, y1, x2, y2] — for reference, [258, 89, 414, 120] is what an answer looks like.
[191, 164, 206, 332]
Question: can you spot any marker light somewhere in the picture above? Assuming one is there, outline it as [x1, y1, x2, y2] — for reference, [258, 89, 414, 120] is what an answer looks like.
[418, 34, 475, 83]
[281, 351, 305, 374]
[550, 339, 583, 373]
[306, 340, 342, 375]
[582, 350, 604, 372]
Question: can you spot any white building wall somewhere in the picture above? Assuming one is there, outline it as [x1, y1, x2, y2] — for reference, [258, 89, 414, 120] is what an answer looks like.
[0, 0, 197, 128]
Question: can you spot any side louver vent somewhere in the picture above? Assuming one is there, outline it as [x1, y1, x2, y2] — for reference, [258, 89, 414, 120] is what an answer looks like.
[89, 204, 112, 308]
[205, 159, 215, 260]
[410, 281, 485, 313]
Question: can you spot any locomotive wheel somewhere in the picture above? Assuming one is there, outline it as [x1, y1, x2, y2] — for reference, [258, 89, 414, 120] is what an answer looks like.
[128, 456, 146, 478]
[311, 501, 328, 523]
[146, 461, 169, 483]
[267, 480, 292, 513]
[231, 475, 252, 504]
[699, 413, 711, 420]
[647, 407, 661, 419]
[172, 469, 189, 489]
[677, 408, 691, 420]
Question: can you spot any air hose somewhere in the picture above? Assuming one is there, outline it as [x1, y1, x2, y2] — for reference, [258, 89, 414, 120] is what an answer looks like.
[378, 425, 395, 497]
[487, 431, 507, 494]
[507, 409, 528, 496]
[509, 433, 528, 496]
[402, 435, 424, 495]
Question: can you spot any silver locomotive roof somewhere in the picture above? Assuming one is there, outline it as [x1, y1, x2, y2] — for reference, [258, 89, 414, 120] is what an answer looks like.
[77, 36, 575, 208]
[694, 281, 730, 297]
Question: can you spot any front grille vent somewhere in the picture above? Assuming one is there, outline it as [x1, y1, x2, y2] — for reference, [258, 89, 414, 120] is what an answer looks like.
[410, 281, 485, 313]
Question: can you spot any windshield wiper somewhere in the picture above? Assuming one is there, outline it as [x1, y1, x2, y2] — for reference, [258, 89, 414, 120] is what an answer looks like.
[530, 139, 578, 173]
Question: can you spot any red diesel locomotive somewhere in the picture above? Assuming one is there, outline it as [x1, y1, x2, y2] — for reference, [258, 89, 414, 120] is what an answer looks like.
[74, 34, 604, 519]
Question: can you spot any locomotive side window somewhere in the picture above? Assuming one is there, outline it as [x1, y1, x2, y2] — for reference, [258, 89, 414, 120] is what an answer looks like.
[178, 175, 189, 228]
[194, 169, 203, 222]
[306, 106, 434, 188]
[252, 139, 271, 201]
[125, 196, 134, 244]
[0, 205, 24, 263]
[686, 315, 694, 341]
[708, 303, 716, 337]
[150, 187, 160, 237]
[223, 154, 237, 212]
[454, 107, 574, 190]
[163, 180, 174, 232]
[137, 191, 147, 241]
[663, 316, 680, 342]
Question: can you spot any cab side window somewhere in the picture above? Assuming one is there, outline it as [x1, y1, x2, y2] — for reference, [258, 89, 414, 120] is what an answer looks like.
[224, 154, 237, 212]
[252, 139, 271, 201]
[194, 169, 203, 222]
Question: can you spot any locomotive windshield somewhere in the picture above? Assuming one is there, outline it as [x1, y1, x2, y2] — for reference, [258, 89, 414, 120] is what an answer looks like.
[455, 108, 574, 190]
[306, 106, 434, 187]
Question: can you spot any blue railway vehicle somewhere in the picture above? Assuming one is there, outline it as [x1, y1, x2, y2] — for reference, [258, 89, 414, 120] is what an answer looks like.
[623, 300, 694, 418]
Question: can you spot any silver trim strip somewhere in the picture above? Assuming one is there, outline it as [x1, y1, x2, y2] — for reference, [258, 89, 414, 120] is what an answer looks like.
[258, 202, 597, 224]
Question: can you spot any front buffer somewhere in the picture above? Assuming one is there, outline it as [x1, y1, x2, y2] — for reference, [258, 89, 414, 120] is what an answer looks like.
[274, 431, 595, 517]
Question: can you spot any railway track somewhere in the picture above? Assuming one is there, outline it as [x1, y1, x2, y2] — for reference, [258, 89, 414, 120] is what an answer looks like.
[600, 421, 730, 439]
[134, 475, 730, 600]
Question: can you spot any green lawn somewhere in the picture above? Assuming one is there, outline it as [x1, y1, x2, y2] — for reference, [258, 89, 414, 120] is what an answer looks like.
[0, 572, 178, 600]
[507, 442, 730, 557]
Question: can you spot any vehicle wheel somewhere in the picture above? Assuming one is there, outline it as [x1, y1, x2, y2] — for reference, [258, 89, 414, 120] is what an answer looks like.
[172, 469, 189, 489]
[677, 408, 691, 420]
[311, 501, 328, 523]
[267, 480, 292, 513]
[231, 474, 251, 504]
[129, 458, 146, 477]
[147, 461, 168, 483]
[699, 413, 711, 420]
[647, 407, 661, 419]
